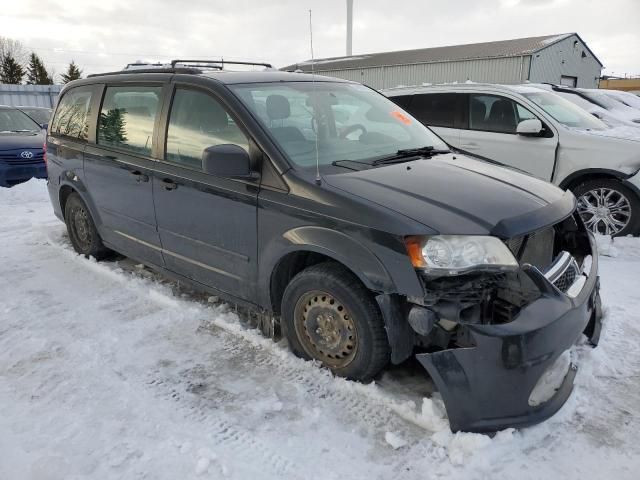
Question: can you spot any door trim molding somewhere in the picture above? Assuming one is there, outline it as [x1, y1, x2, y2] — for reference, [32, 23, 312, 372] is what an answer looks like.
[114, 230, 242, 281]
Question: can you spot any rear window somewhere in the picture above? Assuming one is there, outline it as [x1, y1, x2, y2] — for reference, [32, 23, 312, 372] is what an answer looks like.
[407, 93, 458, 128]
[98, 85, 162, 155]
[50, 87, 93, 139]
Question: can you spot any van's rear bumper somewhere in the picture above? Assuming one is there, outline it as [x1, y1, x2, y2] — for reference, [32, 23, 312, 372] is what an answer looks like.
[417, 234, 602, 433]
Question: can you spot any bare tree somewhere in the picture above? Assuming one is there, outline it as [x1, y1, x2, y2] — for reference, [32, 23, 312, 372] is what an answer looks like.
[0, 36, 28, 66]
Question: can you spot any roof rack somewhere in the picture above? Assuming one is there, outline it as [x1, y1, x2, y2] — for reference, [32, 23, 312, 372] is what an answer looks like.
[87, 67, 202, 78]
[86, 59, 273, 78]
[170, 59, 273, 69]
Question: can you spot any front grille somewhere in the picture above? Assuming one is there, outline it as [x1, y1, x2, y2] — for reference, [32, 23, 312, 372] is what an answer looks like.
[553, 263, 578, 292]
[509, 227, 555, 271]
[0, 149, 44, 166]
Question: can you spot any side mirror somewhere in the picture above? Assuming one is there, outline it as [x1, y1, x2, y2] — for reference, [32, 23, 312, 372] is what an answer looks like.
[202, 144, 254, 179]
[516, 118, 543, 136]
[41, 123, 48, 130]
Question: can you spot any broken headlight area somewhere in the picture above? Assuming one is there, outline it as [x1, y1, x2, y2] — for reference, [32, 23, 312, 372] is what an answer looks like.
[407, 213, 594, 346]
[400, 213, 601, 432]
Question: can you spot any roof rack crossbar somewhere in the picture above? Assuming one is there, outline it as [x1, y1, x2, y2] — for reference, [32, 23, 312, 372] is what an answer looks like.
[170, 59, 273, 69]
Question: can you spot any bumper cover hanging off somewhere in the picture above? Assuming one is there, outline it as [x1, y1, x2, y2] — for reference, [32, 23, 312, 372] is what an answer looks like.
[417, 235, 602, 433]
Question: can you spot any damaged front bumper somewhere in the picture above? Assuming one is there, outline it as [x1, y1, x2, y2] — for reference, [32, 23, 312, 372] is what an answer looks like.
[416, 233, 602, 433]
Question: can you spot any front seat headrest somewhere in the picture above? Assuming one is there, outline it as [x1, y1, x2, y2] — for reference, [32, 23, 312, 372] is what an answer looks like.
[266, 94, 291, 120]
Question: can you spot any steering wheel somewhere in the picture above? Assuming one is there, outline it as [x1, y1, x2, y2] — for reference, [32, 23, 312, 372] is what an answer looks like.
[339, 124, 367, 139]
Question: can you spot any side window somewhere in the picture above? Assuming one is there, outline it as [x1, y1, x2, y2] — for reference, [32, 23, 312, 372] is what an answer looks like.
[469, 94, 519, 134]
[166, 89, 249, 170]
[408, 93, 458, 128]
[98, 85, 161, 155]
[50, 86, 93, 139]
[389, 95, 413, 109]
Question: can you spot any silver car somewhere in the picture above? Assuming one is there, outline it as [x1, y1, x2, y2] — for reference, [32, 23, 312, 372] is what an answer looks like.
[384, 83, 640, 236]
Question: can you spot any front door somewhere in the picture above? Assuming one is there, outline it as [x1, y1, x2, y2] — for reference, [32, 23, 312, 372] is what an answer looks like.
[152, 86, 259, 300]
[458, 93, 558, 181]
[83, 84, 165, 265]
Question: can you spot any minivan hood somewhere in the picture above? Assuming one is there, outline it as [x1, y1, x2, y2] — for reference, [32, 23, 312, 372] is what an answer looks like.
[0, 131, 44, 151]
[323, 154, 574, 237]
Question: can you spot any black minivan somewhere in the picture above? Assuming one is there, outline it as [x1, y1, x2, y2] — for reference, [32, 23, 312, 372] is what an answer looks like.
[46, 61, 602, 432]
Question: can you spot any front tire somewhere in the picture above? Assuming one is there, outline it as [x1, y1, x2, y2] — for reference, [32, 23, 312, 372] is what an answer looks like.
[281, 262, 390, 382]
[573, 179, 640, 237]
[64, 192, 110, 259]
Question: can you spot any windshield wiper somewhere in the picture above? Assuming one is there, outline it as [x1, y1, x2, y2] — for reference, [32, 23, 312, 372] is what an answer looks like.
[372, 146, 450, 165]
[331, 159, 375, 170]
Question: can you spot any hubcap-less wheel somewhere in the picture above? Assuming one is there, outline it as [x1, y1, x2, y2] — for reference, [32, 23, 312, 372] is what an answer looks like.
[577, 187, 632, 236]
[71, 205, 93, 250]
[294, 291, 358, 369]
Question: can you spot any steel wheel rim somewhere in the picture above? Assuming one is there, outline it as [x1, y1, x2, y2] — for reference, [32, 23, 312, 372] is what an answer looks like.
[577, 187, 632, 236]
[294, 290, 358, 369]
[71, 206, 92, 249]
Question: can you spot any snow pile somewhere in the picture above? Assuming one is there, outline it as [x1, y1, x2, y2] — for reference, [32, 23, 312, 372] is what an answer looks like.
[1, 179, 640, 479]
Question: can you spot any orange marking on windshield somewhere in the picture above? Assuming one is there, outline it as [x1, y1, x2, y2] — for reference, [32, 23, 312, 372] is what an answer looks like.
[391, 110, 411, 125]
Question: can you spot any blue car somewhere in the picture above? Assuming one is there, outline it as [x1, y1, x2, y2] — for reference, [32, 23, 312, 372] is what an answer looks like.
[0, 105, 46, 187]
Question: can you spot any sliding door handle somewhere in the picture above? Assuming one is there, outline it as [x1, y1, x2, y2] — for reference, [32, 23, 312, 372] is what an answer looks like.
[130, 170, 149, 183]
[161, 178, 179, 190]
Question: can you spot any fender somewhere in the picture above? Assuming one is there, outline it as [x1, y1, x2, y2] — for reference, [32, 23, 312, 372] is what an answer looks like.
[558, 168, 636, 191]
[55, 172, 105, 232]
[258, 226, 399, 308]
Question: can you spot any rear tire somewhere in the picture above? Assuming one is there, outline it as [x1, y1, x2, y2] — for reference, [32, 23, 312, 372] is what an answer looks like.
[573, 178, 640, 237]
[281, 262, 390, 382]
[64, 192, 110, 259]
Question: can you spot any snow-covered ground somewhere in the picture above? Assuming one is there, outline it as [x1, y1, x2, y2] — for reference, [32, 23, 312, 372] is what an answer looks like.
[1, 179, 639, 480]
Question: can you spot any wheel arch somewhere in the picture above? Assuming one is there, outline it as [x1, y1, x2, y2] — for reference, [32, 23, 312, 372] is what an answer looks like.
[558, 168, 632, 192]
[264, 227, 397, 315]
[56, 178, 102, 226]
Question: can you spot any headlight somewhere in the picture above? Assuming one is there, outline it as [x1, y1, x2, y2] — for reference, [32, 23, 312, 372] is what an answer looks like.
[405, 235, 518, 275]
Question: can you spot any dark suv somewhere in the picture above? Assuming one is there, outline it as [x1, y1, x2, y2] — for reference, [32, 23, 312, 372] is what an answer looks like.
[46, 61, 602, 432]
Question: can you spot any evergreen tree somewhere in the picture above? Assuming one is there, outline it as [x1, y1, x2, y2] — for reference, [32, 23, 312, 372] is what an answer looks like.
[99, 109, 128, 145]
[26, 53, 53, 85]
[61, 60, 82, 84]
[0, 54, 25, 84]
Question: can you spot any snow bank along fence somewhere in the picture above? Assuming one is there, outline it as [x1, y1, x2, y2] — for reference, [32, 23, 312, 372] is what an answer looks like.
[0, 84, 63, 108]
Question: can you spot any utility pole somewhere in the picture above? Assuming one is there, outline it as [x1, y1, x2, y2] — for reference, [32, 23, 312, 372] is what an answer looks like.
[346, 0, 353, 56]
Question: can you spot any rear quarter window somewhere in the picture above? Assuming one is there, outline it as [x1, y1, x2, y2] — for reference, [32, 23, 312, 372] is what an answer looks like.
[406, 93, 459, 128]
[50, 86, 94, 139]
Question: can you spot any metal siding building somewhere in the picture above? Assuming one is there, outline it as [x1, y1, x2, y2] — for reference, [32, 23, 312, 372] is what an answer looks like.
[0, 84, 63, 108]
[283, 33, 602, 90]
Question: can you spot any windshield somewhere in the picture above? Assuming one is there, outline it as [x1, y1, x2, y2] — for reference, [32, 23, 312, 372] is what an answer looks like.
[19, 108, 51, 125]
[580, 91, 620, 110]
[0, 108, 41, 133]
[230, 81, 447, 168]
[523, 91, 607, 130]
[604, 91, 640, 110]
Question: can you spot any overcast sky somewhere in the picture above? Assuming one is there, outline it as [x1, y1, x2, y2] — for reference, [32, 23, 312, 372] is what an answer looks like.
[1, 0, 639, 80]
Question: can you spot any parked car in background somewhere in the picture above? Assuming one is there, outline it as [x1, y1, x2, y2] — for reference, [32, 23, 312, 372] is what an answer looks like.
[530, 84, 640, 128]
[384, 83, 640, 237]
[16, 106, 53, 129]
[0, 105, 46, 187]
[600, 89, 640, 111]
[46, 63, 602, 432]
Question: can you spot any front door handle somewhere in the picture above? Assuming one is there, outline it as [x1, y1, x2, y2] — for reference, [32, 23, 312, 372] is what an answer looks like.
[461, 142, 479, 150]
[161, 178, 179, 191]
[130, 170, 149, 183]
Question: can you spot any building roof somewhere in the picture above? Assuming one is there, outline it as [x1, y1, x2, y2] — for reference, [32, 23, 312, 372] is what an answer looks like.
[283, 33, 603, 71]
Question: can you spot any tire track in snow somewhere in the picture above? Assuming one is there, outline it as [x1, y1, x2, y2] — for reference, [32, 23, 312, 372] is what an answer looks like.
[146, 374, 301, 479]
[44, 227, 446, 472]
